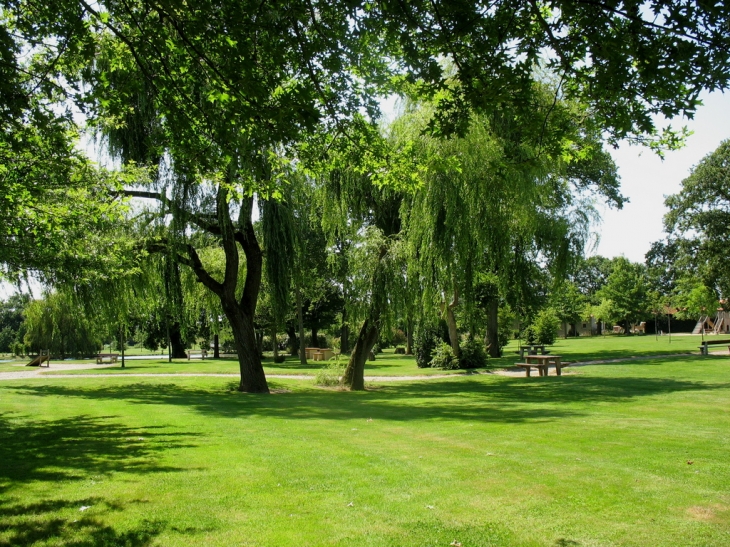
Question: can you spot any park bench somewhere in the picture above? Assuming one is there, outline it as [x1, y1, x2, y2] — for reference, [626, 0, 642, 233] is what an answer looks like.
[514, 354, 568, 377]
[96, 353, 119, 364]
[698, 339, 730, 355]
[514, 363, 549, 377]
[187, 350, 208, 360]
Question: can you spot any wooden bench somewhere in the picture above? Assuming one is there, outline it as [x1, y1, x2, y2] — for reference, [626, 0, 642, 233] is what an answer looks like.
[698, 340, 730, 355]
[515, 363, 549, 377]
[187, 350, 208, 360]
[96, 353, 119, 364]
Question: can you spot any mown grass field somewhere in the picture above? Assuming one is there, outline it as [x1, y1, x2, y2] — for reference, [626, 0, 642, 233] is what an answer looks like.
[10, 333, 721, 377]
[1, 336, 730, 546]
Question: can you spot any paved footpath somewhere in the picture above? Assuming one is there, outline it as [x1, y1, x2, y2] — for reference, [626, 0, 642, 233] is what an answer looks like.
[0, 351, 722, 382]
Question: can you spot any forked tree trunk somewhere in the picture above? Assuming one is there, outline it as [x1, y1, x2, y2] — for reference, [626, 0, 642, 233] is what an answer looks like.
[341, 318, 379, 391]
[177, 189, 269, 393]
[486, 299, 500, 358]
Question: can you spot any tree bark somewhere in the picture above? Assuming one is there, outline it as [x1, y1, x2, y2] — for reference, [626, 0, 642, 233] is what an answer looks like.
[311, 326, 319, 347]
[486, 298, 500, 358]
[176, 189, 269, 393]
[341, 318, 379, 391]
[213, 333, 219, 358]
[271, 323, 278, 359]
[405, 317, 413, 355]
[443, 288, 460, 357]
[341, 246, 388, 390]
[296, 285, 307, 365]
[169, 322, 187, 358]
[286, 324, 297, 356]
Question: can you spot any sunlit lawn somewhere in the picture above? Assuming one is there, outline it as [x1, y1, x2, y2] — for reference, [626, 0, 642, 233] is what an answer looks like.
[2, 350, 730, 546]
[28, 333, 726, 378]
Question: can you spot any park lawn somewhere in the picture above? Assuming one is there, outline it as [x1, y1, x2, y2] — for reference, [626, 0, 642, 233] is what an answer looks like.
[2, 355, 730, 546]
[36, 351, 468, 377]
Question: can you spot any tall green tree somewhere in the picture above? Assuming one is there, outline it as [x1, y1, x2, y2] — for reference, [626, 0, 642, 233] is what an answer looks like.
[665, 140, 730, 297]
[596, 258, 651, 332]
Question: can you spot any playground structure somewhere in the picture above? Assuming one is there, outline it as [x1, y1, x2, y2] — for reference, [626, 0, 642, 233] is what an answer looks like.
[26, 349, 50, 367]
[692, 310, 730, 335]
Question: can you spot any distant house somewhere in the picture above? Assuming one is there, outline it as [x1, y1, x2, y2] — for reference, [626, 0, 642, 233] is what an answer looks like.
[558, 316, 597, 337]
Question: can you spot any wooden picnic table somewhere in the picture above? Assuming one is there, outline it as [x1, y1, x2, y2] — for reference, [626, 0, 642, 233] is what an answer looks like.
[96, 353, 119, 364]
[515, 354, 567, 377]
[517, 344, 551, 359]
[306, 347, 335, 360]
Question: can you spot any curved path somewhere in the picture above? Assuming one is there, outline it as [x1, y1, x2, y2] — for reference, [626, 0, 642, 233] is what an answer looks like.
[0, 350, 721, 382]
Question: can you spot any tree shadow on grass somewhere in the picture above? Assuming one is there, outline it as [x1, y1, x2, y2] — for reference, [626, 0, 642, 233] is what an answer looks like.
[0, 495, 163, 547]
[8, 373, 728, 425]
[0, 413, 197, 546]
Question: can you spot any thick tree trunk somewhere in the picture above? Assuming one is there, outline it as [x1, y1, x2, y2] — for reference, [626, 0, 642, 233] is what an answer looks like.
[487, 298, 500, 358]
[213, 334, 219, 358]
[405, 317, 413, 355]
[341, 323, 349, 354]
[296, 285, 307, 365]
[443, 288, 460, 357]
[222, 301, 269, 393]
[169, 322, 187, 358]
[286, 324, 297, 356]
[311, 327, 319, 348]
[341, 318, 379, 391]
[271, 323, 278, 359]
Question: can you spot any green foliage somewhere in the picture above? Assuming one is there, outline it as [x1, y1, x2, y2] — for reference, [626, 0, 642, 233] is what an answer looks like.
[497, 306, 516, 351]
[665, 139, 730, 297]
[529, 308, 561, 345]
[458, 338, 487, 369]
[429, 341, 460, 370]
[673, 279, 718, 321]
[23, 292, 103, 358]
[414, 322, 443, 368]
[313, 360, 345, 387]
[596, 258, 652, 327]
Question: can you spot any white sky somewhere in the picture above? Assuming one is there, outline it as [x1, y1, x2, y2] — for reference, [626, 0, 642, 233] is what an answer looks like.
[593, 90, 730, 262]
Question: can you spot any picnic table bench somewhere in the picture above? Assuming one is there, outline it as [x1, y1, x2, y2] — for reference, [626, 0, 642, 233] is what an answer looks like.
[312, 348, 335, 361]
[515, 354, 568, 377]
[516, 344, 551, 359]
[96, 353, 119, 364]
[187, 350, 208, 360]
[698, 339, 730, 355]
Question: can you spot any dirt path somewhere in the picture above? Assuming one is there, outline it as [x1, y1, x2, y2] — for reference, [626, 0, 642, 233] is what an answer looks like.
[0, 350, 724, 382]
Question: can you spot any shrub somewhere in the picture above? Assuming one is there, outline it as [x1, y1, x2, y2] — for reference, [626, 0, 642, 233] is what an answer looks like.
[372, 343, 381, 354]
[520, 325, 537, 345]
[414, 323, 441, 368]
[532, 307, 561, 345]
[314, 360, 344, 387]
[391, 328, 406, 346]
[12, 341, 25, 357]
[273, 355, 286, 363]
[459, 338, 487, 369]
[429, 342, 460, 370]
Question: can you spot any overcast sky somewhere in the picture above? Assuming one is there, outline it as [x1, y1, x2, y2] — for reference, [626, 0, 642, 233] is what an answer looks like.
[593, 90, 730, 263]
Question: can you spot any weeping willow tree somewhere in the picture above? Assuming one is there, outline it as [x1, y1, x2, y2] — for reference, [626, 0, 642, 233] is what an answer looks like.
[396, 85, 621, 359]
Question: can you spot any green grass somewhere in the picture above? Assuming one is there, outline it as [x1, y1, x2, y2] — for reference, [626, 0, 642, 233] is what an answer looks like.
[2, 350, 730, 546]
[36, 334, 724, 378]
